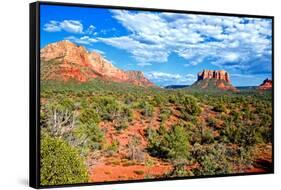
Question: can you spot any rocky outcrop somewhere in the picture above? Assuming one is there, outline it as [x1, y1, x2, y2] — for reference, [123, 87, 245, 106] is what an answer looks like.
[197, 69, 230, 82]
[40, 40, 154, 86]
[192, 69, 237, 92]
[258, 78, 272, 90]
[126, 71, 154, 86]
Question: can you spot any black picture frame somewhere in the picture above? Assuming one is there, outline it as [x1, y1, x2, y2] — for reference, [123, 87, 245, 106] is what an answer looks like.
[30, 1, 274, 189]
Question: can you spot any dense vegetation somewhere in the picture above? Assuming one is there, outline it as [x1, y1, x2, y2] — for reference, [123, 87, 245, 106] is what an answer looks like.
[40, 135, 88, 185]
[40, 79, 273, 184]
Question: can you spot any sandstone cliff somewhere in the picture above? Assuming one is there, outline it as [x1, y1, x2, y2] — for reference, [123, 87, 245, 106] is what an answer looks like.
[197, 69, 230, 83]
[192, 69, 237, 92]
[258, 78, 272, 90]
[40, 40, 154, 86]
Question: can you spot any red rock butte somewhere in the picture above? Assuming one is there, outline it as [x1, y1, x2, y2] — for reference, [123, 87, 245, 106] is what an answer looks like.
[40, 40, 154, 87]
[197, 69, 230, 83]
[258, 78, 272, 90]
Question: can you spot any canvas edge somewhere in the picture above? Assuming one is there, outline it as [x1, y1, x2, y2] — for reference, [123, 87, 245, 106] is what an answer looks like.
[29, 1, 40, 189]
[29, 1, 275, 189]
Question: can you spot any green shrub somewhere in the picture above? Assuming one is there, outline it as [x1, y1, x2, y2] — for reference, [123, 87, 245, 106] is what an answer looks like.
[95, 96, 121, 121]
[167, 160, 194, 177]
[41, 98, 77, 139]
[128, 136, 145, 162]
[221, 121, 264, 146]
[202, 128, 215, 144]
[213, 103, 226, 113]
[40, 135, 88, 186]
[115, 120, 129, 132]
[179, 95, 201, 116]
[206, 117, 218, 129]
[148, 125, 190, 160]
[138, 101, 154, 117]
[152, 94, 166, 106]
[104, 139, 119, 156]
[79, 108, 100, 125]
[160, 107, 172, 122]
[74, 122, 104, 153]
[191, 143, 233, 176]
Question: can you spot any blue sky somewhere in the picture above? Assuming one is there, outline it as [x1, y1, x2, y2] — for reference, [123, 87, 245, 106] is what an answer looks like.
[40, 4, 272, 87]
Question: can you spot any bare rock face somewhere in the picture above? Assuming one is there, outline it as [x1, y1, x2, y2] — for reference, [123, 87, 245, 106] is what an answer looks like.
[194, 69, 237, 91]
[197, 69, 230, 82]
[126, 71, 154, 86]
[40, 40, 154, 86]
[258, 78, 272, 90]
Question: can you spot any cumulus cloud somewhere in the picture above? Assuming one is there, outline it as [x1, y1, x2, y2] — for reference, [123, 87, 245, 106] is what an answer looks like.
[99, 10, 271, 74]
[99, 36, 169, 63]
[89, 48, 105, 55]
[145, 72, 196, 86]
[85, 25, 97, 35]
[43, 20, 83, 34]
[65, 35, 97, 45]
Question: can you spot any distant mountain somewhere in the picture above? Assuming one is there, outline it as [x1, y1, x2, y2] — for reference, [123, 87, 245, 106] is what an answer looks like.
[164, 85, 190, 89]
[258, 78, 272, 90]
[236, 86, 257, 90]
[191, 69, 238, 92]
[40, 40, 154, 87]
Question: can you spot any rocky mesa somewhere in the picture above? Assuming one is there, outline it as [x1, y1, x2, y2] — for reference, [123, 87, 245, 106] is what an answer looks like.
[40, 40, 154, 86]
[197, 69, 230, 82]
[258, 78, 272, 90]
[192, 69, 238, 91]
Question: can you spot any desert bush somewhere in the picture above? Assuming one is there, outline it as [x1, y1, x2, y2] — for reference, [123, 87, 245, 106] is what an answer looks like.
[104, 139, 119, 156]
[213, 103, 227, 113]
[124, 94, 134, 105]
[128, 136, 145, 162]
[138, 100, 154, 117]
[74, 122, 103, 154]
[79, 108, 100, 125]
[167, 160, 194, 177]
[181, 95, 201, 116]
[42, 99, 77, 139]
[168, 94, 177, 104]
[160, 107, 172, 122]
[163, 125, 191, 159]
[40, 135, 88, 186]
[152, 94, 166, 107]
[120, 106, 133, 122]
[95, 96, 121, 121]
[221, 121, 264, 146]
[202, 128, 215, 144]
[148, 125, 190, 160]
[191, 143, 233, 176]
[235, 146, 253, 172]
[115, 120, 129, 132]
[206, 117, 219, 129]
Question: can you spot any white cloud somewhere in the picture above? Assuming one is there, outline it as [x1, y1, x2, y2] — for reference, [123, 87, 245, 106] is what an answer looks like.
[43, 20, 61, 32]
[43, 20, 83, 34]
[99, 36, 169, 64]
[137, 63, 152, 66]
[85, 25, 96, 35]
[100, 10, 271, 73]
[89, 48, 105, 55]
[65, 35, 97, 45]
[145, 72, 196, 86]
[223, 52, 239, 62]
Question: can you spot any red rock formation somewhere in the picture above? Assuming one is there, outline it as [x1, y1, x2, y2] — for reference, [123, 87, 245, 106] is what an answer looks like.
[126, 71, 154, 86]
[197, 69, 230, 82]
[195, 69, 238, 92]
[258, 78, 272, 90]
[40, 40, 154, 86]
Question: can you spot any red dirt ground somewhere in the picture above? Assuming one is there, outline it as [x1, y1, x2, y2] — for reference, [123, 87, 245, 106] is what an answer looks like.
[88, 107, 272, 182]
